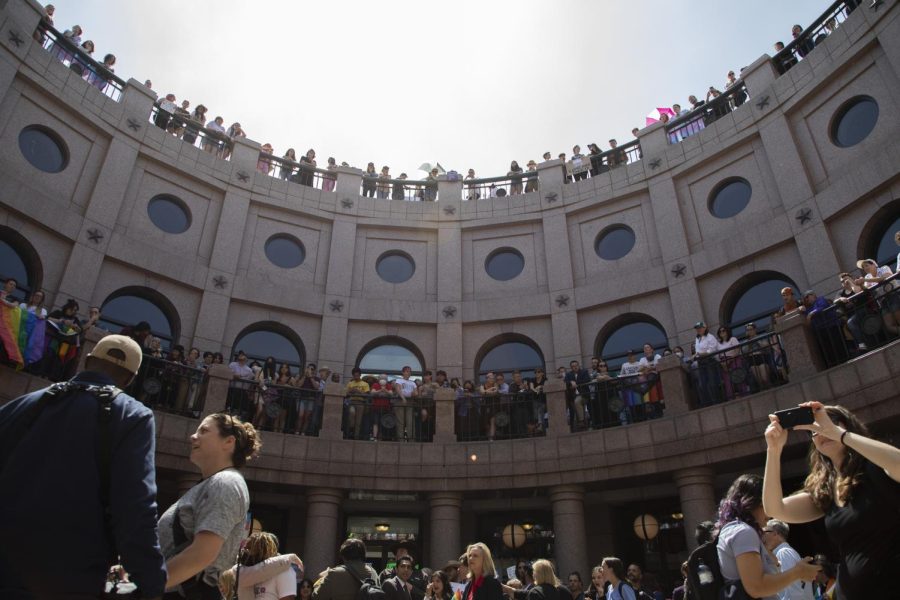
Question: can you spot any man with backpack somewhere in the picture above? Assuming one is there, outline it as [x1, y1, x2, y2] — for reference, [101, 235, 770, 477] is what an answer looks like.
[0, 334, 167, 599]
[312, 539, 381, 600]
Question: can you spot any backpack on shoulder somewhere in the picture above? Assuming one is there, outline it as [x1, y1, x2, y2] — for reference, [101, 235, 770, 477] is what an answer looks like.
[685, 538, 755, 600]
[343, 565, 386, 600]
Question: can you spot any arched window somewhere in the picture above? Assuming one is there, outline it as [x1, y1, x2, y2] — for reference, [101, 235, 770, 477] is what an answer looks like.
[232, 322, 305, 369]
[595, 315, 668, 372]
[0, 226, 42, 301]
[98, 287, 179, 349]
[858, 200, 900, 268]
[721, 271, 800, 336]
[357, 337, 425, 377]
[475, 335, 545, 381]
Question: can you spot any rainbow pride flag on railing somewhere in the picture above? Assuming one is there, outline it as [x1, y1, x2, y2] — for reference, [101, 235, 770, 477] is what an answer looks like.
[0, 304, 47, 368]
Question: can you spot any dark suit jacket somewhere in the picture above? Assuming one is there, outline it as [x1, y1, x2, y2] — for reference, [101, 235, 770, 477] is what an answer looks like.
[384, 575, 423, 600]
[462, 575, 505, 600]
[527, 583, 560, 600]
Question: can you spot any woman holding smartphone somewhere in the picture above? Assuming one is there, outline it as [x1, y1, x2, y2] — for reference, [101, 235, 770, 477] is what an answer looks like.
[763, 401, 900, 598]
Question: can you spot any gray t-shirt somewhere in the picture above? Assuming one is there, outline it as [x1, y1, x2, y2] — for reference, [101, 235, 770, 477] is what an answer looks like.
[717, 521, 778, 600]
[158, 468, 250, 588]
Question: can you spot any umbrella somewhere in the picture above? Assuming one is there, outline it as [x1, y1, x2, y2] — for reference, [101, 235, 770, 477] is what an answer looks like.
[418, 162, 446, 174]
[646, 107, 676, 126]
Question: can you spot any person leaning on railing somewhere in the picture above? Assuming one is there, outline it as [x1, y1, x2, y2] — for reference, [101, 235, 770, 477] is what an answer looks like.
[344, 367, 370, 440]
[855, 258, 899, 337]
[763, 401, 900, 599]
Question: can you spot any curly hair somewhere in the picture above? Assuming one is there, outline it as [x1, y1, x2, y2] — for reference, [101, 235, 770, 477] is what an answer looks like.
[240, 531, 280, 567]
[802, 405, 870, 511]
[715, 473, 763, 535]
[209, 413, 262, 468]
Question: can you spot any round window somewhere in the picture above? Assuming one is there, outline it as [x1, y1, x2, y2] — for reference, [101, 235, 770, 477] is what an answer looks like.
[595, 225, 636, 260]
[265, 234, 305, 269]
[831, 96, 878, 148]
[376, 252, 415, 283]
[708, 178, 752, 219]
[18, 125, 68, 173]
[147, 195, 191, 234]
[485, 248, 525, 281]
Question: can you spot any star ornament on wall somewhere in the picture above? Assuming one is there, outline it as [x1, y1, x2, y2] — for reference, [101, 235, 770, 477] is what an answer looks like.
[671, 263, 687, 278]
[212, 276, 228, 289]
[649, 158, 662, 170]
[86, 228, 104, 244]
[8, 30, 24, 48]
[555, 294, 570, 307]
[795, 208, 812, 225]
[330, 300, 344, 312]
[544, 192, 558, 203]
[442, 305, 457, 318]
[236, 171, 250, 183]
[443, 206, 456, 215]
[341, 198, 354, 209]
[755, 95, 770, 110]
[126, 118, 142, 131]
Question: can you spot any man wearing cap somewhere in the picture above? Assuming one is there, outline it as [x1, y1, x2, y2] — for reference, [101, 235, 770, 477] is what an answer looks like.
[0, 334, 167, 598]
[524, 160, 539, 193]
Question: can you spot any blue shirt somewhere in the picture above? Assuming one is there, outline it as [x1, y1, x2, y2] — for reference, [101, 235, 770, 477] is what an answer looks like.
[0, 371, 167, 598]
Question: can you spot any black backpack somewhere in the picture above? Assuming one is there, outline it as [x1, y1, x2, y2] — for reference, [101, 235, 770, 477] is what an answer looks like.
[344, 565, 386, 600]
[685, 537, 754, 600]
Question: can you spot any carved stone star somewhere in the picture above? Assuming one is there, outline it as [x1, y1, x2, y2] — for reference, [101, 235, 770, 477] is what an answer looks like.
[341, 198, 354, 209]
[86, 228, 104, 244]
[442, 305, 457, 318]
[544, 192, 558, 203]
[330, 300, 344, 312]
[126, 118, 142, 131]
[555, 294, 569, 308]
[649, 158, 662, 170]
[870, 0, 884, 10]
[213, 275, 228, 290]
[8, 30, 23, 48]
[443, 205, 456, 215]
[795, 208, 812, 225]
[236, 171, 250, 183]
[671, 263, 687, 278]
[755, 95, 770, 110]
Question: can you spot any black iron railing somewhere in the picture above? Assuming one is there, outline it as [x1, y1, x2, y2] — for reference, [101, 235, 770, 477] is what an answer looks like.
[573, 372, 664, 430]
[773, 0, 862, 74]
[455, 391, 547, 441]
[129, 356, 206, 416]
[584, 140, 642, 177]
[226, 379, 325, 436]
[340, 393, 435, 442]
[810, 275, 900, 368]
[148, 105, 234, 158]
[462, 172, 540, 200]
[260, 153, 334, 190]
[691, 334, 788, 407]
[40, 25, 127, 101]
[666, 82, 749, 144]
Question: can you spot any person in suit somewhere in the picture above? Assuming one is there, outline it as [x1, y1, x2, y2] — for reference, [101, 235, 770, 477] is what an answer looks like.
[384, 556, 424, 600]
[462, 543, 503, 600]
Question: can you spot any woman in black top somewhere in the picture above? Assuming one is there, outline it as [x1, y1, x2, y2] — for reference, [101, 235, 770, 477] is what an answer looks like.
[763, 401, 900, 599]
[426, 569, 454, 600]
[462, 543, 503, 600]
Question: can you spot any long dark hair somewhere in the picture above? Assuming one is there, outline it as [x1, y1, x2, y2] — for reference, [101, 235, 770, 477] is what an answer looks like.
[263, 356, 277, 380]
[803, 405, 870, 511]
[715, 473, 763, 535]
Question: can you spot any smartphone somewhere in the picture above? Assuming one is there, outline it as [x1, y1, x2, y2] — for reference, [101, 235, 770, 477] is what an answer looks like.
[773, 406, 814, 429]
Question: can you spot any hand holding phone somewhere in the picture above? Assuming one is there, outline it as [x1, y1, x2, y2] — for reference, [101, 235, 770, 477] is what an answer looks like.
[773, 406, 814, 429]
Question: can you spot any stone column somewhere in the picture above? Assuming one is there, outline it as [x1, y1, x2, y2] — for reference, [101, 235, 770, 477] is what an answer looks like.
[335, 166, 364, 198]
[303, 488, 343, 578]
[673, 467, 717, 551]
[774, 311, 825, 381]
[433, 387, 456, 444]
[436, 227, 463, 376]
[202, 364, 232, 416]
[437, 174, 463, 204]
[544, 379, 567, 438]
[656, 354, 693, 413]
[551, 484, 588, 578]
[636, 121, 669, 163]
[320, 382, 345, 440]
[317, 219, 357, 375]
[429, 492, 463, 567]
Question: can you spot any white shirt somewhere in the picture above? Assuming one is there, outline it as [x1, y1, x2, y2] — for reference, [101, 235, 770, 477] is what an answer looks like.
[619, 361, 641, 377]
[394, 376, 417, 398]
[251, 569, 296, 600]
[19, 303, 47, 318]
[207, 120, 226, 134]
[773, 542, 813, 600]
[639, 353, 661, 368]
[695, 333, 719, 355]
[863, 265, 894, 289]
[229, 361, 254, 380]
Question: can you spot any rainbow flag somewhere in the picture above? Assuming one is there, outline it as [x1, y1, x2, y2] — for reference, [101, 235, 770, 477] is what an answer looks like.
[0, 304, 47, 368]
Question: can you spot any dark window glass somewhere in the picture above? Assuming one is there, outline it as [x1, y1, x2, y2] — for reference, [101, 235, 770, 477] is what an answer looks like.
[832, 96, 878, 148]
[874, 215, 900, 267]
[233, 330, 303, 368]
[359, 344, 422, 376]
[729, 278, 798, 336]
[709, 178, 752, 219]
[376, 252, 415, 284]
[595, 226, 636, 260]
[0, 240, 30, 298]
[18, 126, 68, 173]
[600, 321, 668, 372]
[485, 248, 525, 281]
[478, 342, 543, 380]
[265, 235, 305, 269]
[147, 195, 191, 234]
[99, 295, 173, 348]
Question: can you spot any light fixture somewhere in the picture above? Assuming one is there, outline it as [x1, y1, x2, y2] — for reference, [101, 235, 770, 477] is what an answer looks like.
[470, 454, 478, 462]
[521, 520, 535, 531]
[633, 514, 659, 541]
[671, 513, 684, 520]
[374, 521, 390, 533]
[502, 524, 527, 549]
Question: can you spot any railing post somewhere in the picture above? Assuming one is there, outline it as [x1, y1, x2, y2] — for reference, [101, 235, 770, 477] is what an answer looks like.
[320, 383, 344, 440]
[433, 387, 456, 443]
[202, 364, 232, 416]
[544, 379, 567, 438]
[657, 355, 694, 413]
[229, 136, 261, 186]
[775, 311, 826, 381]
[636, 121, 669, 165]
[740, 54, 778, 100]
[335, 166, 364, 199]
[537, 158, 565, 189]
[119, 78, 157, 137]
[437, 174, 462, 203]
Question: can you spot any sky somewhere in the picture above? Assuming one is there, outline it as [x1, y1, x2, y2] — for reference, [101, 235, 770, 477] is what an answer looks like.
[48, 0, 828, 178]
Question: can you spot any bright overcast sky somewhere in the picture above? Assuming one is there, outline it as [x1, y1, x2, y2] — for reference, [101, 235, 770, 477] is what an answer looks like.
[49, 0, 827, 178]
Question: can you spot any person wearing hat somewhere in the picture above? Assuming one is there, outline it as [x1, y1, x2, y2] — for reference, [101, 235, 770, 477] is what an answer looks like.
[0, 334, 167, 598]
[524, 160, 539, 193]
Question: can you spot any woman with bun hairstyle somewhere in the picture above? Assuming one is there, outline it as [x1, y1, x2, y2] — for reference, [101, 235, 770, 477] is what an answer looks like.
[158, 413, 262, 599]
[763, 401, 900, 599]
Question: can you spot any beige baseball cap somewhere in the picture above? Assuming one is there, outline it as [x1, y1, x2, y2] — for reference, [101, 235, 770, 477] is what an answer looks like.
[88, 334, 143, 374]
